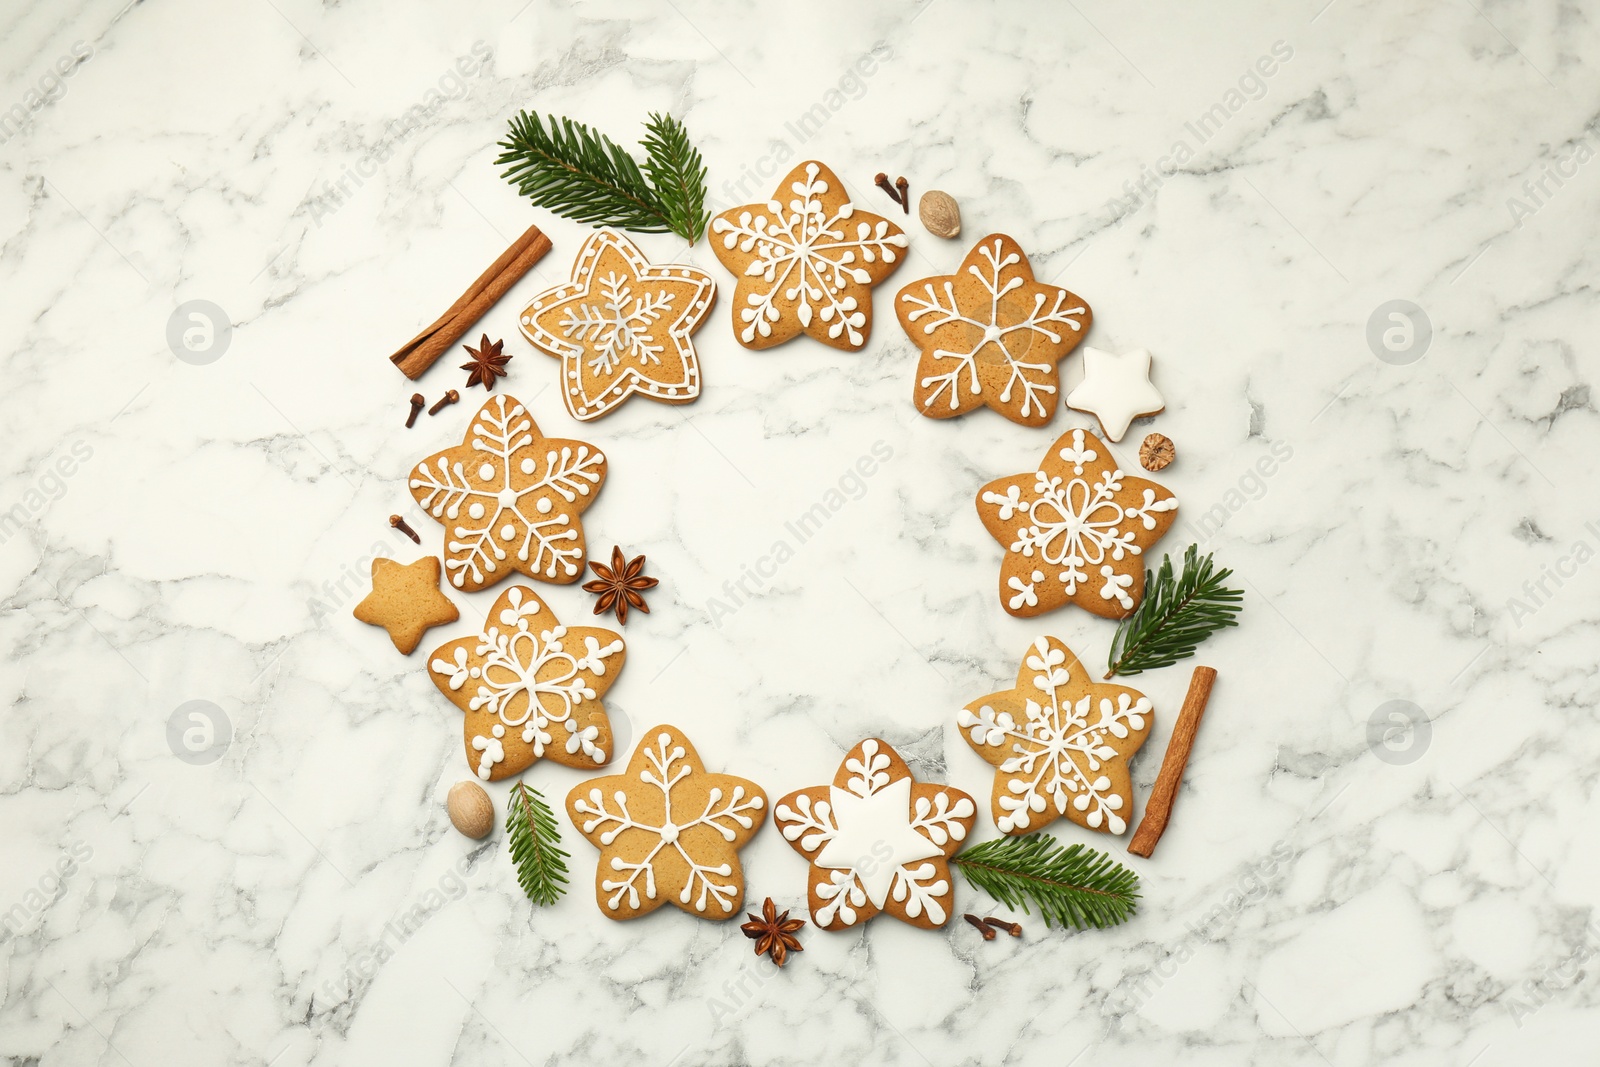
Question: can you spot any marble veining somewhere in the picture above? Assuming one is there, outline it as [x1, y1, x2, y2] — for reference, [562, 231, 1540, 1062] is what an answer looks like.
[1, 0, 1597, 1064]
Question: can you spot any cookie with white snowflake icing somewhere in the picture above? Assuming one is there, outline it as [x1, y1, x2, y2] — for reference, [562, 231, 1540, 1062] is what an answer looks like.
[895, 233, 1091, 426]
[976, 426, 1178, 620]
[775, 738, 975, 931]
[520, 230, 716, 422]
[710, 160, 908, 351]
[408, 393, 606, 591]
[567, 724, 767, 920]
[960, 637, 1151, 836]
[428, 586, 624, 781]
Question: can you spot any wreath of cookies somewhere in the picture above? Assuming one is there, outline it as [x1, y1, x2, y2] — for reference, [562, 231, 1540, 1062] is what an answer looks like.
[361, 136, 1244, 956]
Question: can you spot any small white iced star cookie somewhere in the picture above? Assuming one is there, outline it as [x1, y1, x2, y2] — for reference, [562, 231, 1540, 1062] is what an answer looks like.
[1066, 347, 1165, 442]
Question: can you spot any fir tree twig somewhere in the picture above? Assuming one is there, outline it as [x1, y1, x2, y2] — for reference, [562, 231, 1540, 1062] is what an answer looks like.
[953, 834, 1140, 930]
[1105, 544, 1243, 679]
[505, 781, 569, 906]
[495, 111, 710, 244]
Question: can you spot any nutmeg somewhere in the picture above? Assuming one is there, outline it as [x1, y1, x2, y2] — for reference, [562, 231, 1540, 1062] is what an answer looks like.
[918, 190, 961, 239]
[447, 780, 494, 839]
[1139, 433, 1176, 472]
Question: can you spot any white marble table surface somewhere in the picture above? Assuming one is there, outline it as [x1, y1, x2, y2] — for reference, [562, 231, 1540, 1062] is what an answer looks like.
[3, 0, 1597, 1063]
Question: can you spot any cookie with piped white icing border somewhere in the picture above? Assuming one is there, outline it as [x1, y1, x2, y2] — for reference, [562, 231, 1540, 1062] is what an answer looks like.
[427, 585, 624, 781]
[567, 724, 767, 921]
[520, 229, 716, 422]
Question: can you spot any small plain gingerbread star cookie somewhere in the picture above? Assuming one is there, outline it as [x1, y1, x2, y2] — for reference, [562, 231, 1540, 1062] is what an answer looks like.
[895, 234, 1091, 426]
[567, 725, 767, 921]
[427, 586, 625, 781]
[1065, 347, 1165, 442]
[774, 738, 975, 931]
[976, 426, 1179, 620]
[351, 556, 459, 654]
[408, 393, 607, 592]
[710, 160, 908, 351]
[520, 230, 716, 422]
[958, 637, 1151, 836]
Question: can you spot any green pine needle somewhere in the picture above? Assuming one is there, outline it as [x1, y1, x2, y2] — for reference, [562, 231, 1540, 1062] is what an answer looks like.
[1105, 544, 1243, 679]
[505, 781, 569, 907]
[638, 112, 710, 244]
[495, 110, 710, 244]
[953, 834, 1140, 930]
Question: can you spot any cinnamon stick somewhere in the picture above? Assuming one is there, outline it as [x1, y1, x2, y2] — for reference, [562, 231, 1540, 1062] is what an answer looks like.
[1127, 665, 1217, 858]
[389, 223, 551, 380]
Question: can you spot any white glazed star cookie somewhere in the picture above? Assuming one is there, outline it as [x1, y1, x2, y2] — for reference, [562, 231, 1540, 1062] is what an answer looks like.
[1066, 347, 1164, 442]
[520, 229, 716, 422]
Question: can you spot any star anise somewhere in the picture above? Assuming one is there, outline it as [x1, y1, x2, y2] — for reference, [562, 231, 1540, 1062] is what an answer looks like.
[741, 898, 805, 967]
[460, 334, 511, 390]
[582, 546, 659, 625]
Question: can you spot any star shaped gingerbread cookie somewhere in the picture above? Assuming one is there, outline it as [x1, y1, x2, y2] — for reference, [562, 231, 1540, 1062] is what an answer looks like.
[427, 585, 625, 781]
[774, 738, 975, 930]
[520, 230, 716, 421]
[351, 556, 459, 654]
[895, 234, 1091, 426]
[710, 160, 908, 351]
[567, 725, 767, 920]
[959, 637, 1151, 835]
[976, 426, 1178, 619]
[1066, 346, 1164, 442]
[408, 393, 606, 592]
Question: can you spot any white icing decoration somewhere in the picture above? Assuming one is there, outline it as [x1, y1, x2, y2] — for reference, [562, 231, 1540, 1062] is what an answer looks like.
[958, 637, 1149, 835]
[980, 428, 1177, 610]
[710, 162, 907, 349]
[409, 395, 604, 587]
[1065, 347, 1165, 442]
[520, 230, 713, 421]
[775, 739, 973, 928]
[900, 237, 1086, 418]
[572, 731, 765, 913]
[428, 587, 622, 765]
